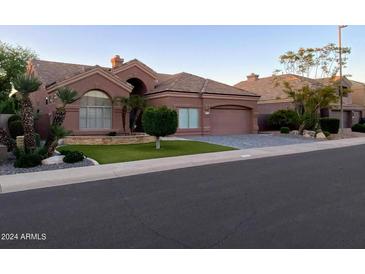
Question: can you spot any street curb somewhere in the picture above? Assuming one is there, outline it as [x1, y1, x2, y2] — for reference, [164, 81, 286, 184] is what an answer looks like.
[1, 137, 365, 194]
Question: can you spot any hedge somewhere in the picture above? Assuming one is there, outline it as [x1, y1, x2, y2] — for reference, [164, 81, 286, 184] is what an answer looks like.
[268, 109, 300, 130]
[319, 117, 340, 134]
[352, 123, 365, 133]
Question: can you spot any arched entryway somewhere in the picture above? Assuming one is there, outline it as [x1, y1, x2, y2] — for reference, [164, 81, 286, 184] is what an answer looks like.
[127, 78, 147, 132]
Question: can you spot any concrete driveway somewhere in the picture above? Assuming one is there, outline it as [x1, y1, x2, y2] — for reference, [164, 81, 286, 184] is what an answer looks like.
[185, 134, 318, 149]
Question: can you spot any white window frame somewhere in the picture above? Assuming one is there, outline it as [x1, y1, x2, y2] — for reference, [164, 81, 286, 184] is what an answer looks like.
[178, 108, 199, 129]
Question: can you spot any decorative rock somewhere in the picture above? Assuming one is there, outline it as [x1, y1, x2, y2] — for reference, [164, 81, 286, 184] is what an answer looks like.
[42, 155, 65, 165]
[316, 132, 327, 139]
[303, 130, 316, 138]
[290, 130, 299, 135]
[0, 145, 7, 163]
[303, 133, 311, 138]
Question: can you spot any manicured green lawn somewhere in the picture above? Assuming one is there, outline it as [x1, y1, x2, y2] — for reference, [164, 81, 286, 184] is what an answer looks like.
[59, 140, 235, 164]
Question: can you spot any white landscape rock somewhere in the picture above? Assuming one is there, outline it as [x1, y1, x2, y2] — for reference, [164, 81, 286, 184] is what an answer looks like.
[290, 130, 299, 135]
[316, 132, 327, 139]
[303, 130, 316, 138]
[41, 155, 65, 165]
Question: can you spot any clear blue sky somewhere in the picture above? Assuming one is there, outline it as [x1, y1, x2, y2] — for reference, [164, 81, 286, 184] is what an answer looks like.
[1, 25, 364, 85]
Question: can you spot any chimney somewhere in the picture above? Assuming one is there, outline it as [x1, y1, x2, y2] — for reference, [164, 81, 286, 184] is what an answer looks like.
[247, 73, 259, 81]
[111, 55, 124, 69]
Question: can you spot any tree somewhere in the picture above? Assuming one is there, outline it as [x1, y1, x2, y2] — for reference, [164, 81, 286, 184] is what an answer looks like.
[0, 41, 37, 100]
[12, 74, 41, 151]
[45, 86, 78, 152]
[128, 95, 147, 133]
[142, 106, 178, 149]
[113, 96, 131, 134]
[275, 43, 351, 79]
[283, 84, 339, 132]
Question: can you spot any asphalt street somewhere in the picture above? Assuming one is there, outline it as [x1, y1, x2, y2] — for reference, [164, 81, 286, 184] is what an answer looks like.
[1, 144, 365, 248]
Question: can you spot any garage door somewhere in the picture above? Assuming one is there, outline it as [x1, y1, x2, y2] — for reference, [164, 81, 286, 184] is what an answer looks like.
[210, 108, 252, 135]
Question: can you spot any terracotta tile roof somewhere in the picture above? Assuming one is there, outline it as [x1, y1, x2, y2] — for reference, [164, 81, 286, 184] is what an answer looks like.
[234, 74, 338, 101]
[149, 72, 258, 97]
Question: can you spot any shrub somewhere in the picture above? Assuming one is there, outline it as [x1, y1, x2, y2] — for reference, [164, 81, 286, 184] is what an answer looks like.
[268, 109, 300, 130]
[0, 98, 17, 114]
[7, 114, 21, 128]
[142, 106, 178, 149]
[301, 112, 317, 130]
[360, 117, 365, 124]
[319, 117, 340, 134]
[108, 131, 117, 136]
[8, 120, 24, 139]
[323, 131, 331, 137]
[280, 127, 290, 134]
[35, 133, 41, 147]
[63, 151, 84, 163]
[14, 150, 42, 168]
[352, 123, 365, 133]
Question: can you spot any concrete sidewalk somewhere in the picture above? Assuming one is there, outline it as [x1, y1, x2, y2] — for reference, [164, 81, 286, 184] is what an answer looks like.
[1, 137, 365, 194]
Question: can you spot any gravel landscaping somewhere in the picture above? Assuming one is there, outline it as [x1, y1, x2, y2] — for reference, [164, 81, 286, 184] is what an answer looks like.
[0, 152, 95, 176]
[184, 133, 318, 149]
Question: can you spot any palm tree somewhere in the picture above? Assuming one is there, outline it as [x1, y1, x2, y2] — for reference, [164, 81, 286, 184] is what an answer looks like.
[53, 87, 78, 126]
[128, 95, 147, 133]
[46, 125, 71, 157]
[12, 74, 41, 151]
[113, 96, 131, 134]
[45, 87, 78, 150]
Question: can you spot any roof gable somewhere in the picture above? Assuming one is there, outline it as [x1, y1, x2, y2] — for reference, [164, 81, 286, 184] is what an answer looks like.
[112, 59, 157, 80]
[46, 66, 133, 93]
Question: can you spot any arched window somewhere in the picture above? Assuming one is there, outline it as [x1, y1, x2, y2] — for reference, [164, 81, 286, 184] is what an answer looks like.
[79, 90, 112, 129]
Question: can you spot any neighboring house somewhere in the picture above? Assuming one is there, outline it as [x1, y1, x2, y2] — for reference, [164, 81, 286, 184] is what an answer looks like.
[27, 55, 260, 137]
[234, 73, 364, 130]
[350, 80, 365, 110]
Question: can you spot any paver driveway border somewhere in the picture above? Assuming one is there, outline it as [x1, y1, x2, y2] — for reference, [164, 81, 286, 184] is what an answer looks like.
[1, 137, 365, 194]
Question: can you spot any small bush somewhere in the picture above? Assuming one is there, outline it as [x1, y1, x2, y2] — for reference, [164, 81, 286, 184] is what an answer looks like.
[108, 131, 117, 136]
[268, 109, 300, 130]
[63, 151, 84, 163]
[14, 151, 42, 168]
[280, 127, 290, 134]
[323, 131, 331, 137]
[8, 120, 24, 139]
[352, 123, 365, 133]
[35, 133, 41, 147]
[319, 117, 340, 134]
[7, 114, 21, 127]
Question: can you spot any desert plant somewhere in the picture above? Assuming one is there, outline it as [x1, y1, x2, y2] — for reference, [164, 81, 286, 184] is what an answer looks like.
[8, 120, 24, 139]
[12, 73, 41, 151]
[142, 106, 178, 149]
[319, 117, 340, 134]
[46, 125, 71, 157]
[45, 86, 78, 149]
[269, 109, 300, 130]
[14, 149, 42, 168]
[0, 97, 19, 114]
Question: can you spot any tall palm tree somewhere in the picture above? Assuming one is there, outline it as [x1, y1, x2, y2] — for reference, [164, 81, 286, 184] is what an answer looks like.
[12, 74, 41, 151]
[113, 96, 131, 134]
[128, 95, 147, 133]
[45, 87, 78, 150]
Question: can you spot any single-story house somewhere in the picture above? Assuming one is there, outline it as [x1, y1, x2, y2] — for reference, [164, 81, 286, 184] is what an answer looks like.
[234, 73, 365, 130]
[27, 55, 260, 137]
